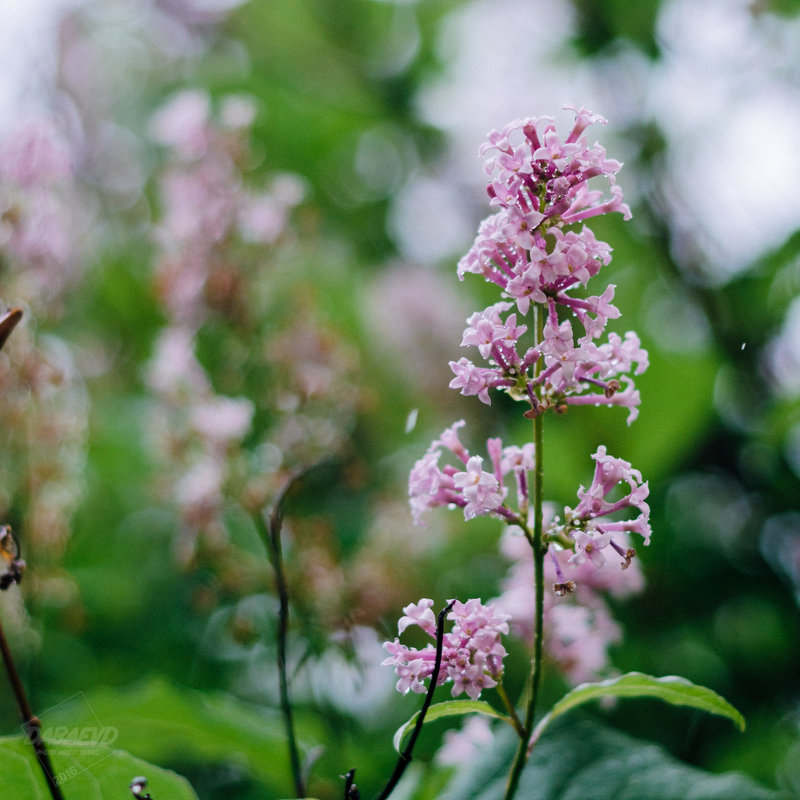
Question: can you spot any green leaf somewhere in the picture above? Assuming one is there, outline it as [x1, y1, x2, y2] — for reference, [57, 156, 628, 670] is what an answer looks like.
[439, 716, 789, 800]
[532, 671, 745, 744]
[393, 699, 510, 753]
[34, 676, 320, 796]
[0, 735, 198, 800]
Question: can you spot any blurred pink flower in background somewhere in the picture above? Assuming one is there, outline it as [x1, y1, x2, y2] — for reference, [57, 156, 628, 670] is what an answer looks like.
[494, 521, 643, 683]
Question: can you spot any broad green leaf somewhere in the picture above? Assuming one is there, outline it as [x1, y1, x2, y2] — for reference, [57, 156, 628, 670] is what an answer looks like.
[35, 676, 320, 795]
[439, 715, 789, 800]
[393, 699, 510, 753]
[0, 735, 198, 800]
[532, 671, 745, 744]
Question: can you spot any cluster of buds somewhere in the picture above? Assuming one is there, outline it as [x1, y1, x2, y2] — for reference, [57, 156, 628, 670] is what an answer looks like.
[555, 446, 651, 570]
[0, 525, 25, 590]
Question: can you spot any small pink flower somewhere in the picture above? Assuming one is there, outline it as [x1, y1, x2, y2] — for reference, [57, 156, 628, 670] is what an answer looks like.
[505, 265, 547, 315]
[448, 358, 498, 405]
[432, 419, 469, 462]
[570, 530, 612, 567]
[501, 206, 545, 249]
[500, 443, 535, 475]
[453, 456, 505, 520]
[409, 450, 455, 525]
[398, 598, 437, 636]
[149, 89, 212, 160]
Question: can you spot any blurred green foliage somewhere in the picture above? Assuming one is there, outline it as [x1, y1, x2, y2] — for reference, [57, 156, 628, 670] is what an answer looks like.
[0, 735, 199, 799]
[1, 0, 800, 799]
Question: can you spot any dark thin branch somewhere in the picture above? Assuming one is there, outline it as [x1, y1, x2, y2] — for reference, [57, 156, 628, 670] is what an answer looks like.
[251, 473, 306, 799]
[342, 767, 361, 800]
[0, 312, 62, 798]
[130, 776, 154, 799]
[372, 600, 456, 800]
[0, 614, 65, 800]
[0, 307, 23, 352]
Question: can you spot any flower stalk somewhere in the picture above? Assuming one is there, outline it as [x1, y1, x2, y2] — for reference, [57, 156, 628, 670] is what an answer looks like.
[528, 303, 547, 735]
[505, 303, 545, 800]
[251, 475, 305, 800]
[373, 600, 455, 800]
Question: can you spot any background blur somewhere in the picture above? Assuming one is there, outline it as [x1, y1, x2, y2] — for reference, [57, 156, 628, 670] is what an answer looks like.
[1, 0, 800, 798]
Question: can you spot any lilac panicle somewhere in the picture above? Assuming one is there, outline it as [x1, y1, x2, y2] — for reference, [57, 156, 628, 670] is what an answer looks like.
[494, 517, 645, 684]
[409, 420, 536, 525]
[451, 107, 647, 420]
[406, 108, 652, 687]
[549, 445, 651, 569]
[383, 598, 509, 700]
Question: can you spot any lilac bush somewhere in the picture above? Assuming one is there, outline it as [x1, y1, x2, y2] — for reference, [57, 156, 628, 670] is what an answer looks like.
[144, 89, 359, 564]
[0, 24, 753, 790]
[378, 107, 743, 800]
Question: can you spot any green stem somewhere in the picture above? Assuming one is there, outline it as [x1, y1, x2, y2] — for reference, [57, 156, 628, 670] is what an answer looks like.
[504, 303, 546, 800]
[251, 477, 305, 800]
[527, 405, 545, 735]
[495, 682, 526, 739]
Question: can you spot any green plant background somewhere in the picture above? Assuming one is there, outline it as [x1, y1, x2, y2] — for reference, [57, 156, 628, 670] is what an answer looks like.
[1, 1, 800, 798]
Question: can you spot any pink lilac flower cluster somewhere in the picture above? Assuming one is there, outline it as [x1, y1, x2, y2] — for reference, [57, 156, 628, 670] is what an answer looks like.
[146, 90, 360, 557]
[487, 445, 648, 686]
[0, 119, 90, 313]
[409, 427, 650, 681]
[382, 598, 509, 700]
[558, 446, 651, 568]
[403, 108, 651, 686]
[495, 508, 645, 684]
[146, 90, 295, 552]
[0, 119, 91, 585]
[149, 89, 304, 327]
[409, 419, 534, 524]
[409, 422, 650, 558]
[0, 319, 89, 572]
[147, 323, 254, 547]
[451, 107, 648, 422]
